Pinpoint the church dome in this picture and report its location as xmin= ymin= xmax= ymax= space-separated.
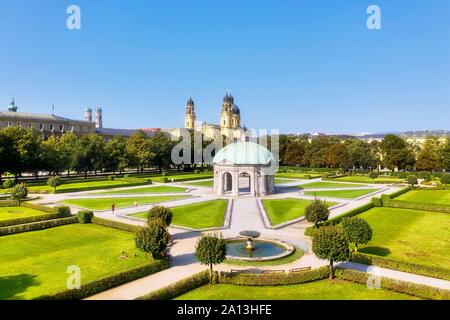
xmin=223 ymin=94 xmax=231 ymax=104
xmin=213 ymin=141 xmax=275 ymax=165
xmin=187 ymin=97 xmax=194 ymax=106
xmin=232 ymin=104 xmax=240 ymax=115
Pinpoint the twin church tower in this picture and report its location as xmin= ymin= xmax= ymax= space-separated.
xmin=184 ymin=94 xmax=243 ymax=140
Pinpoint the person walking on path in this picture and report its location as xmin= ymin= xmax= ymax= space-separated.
xmin=134 ymin=201 xmax=138 ymax=212
xmin=112 ymin=202 xmax=116 ymax=214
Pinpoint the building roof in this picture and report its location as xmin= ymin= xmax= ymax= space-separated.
xmin=213 ymin=141 xmax=275 ymax=165
xmin=96 ymin=128 xmax=158 ymax=137
xmin=0 ymin=111 xmax=92 ymax=124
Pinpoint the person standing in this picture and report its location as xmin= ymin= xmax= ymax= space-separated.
xmin=112 ymin=202 xmax=116 ymax=214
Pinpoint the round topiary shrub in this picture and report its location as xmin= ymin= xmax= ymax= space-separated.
xmin=407 ymin=175 xmax=418 ymax=187
xmin=147 ymin=206 xmax=173 ymax=226
xmin=108 ymin=175 xmax=115 ymax=181
xmin=368 ymin=172 xmax=379 ymax=179
xmin=53 ymin=206 xmax=72 ymax=216
xmin=77 ymin=210 xmax=94 ymax=223
xmin=135 ymin=220 xmax=170 ymax=259
xmin=417 ymin=171 xmax=431 ymax=181
xmin=3 ymin=179 xmax=15 ymax=190
xmin=10 ymin=183 xmax=28 ymax=205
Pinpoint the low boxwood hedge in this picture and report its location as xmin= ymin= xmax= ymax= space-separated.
xmin=92 ymin=216 xmax=140 ymax=233
xmin=335 ymin=268 xmax=450 ymax=300
xmin=21 ymin=202 xmax=55 ymax=213
xmin=218 ymin=266 xmax=329 ymax=286
xmin=0 ymin=200 xmax=19 ymax=207
xmin=37 ymin=259 xmax=170 ymax=300
xmin=384 ymin=199 xmax=450 ymax=214
xmin=77 ymin=210 xmax=94 ymax=223
xmin=351 ymin=252 xmax=450 ymax=281
xmin=0 ymin=206 xmax=73 ymax=228
xmin=137 ymin=270 xmax=211 ymax=300
xmin=387 ymin=187 xmax=411 ymax=199
xmin=0 ymin=216 xmax=78 ymax=236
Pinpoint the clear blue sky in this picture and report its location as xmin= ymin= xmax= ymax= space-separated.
xmin=1 ymin=0 xmax=449 ymax=134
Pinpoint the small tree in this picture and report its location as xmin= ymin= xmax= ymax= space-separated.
xmin=312 ymin=225 xmax=350 ymax=279
xmin=407 ymin=175 xmax=418 ymax=188
xmin=195 ymin=234 xmax=226 ymax=284
xmin=440 ymin=173 xmax=450 ymax=189
xmin=3 ymin=179 xmax=15 ymax=193
xmin=341 ymin=217 xmax=372 ymax=252
xmin=10 ymin=183 xmax=28 ymax=205
xmin=147 ymin=206 xmax=173 ymax=226
xmin=135 ymin=220 xmax=170 ymax=259
xmin=368 ymin=171 xmax=378 ymax=179
xmin=305 ymin=199 xmax=330 ymax=228
xmin=47 ymin=176 xmax=64 ymax=193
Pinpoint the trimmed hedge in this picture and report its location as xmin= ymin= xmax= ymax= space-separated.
xmin=0 ymin=206 xmax=73 ymax=228
xmin=387 ymin=187 xmax=412 ymax=199
xmin=29 ymin=179 xmax=148 ymax=194
xmin=0 ymin=216 xmax=78 ymax=236
xmin=384 ymin=199 xmax=450 ymax=214
xmin=37 ymin=259 xmax=170 ymax=300
xmin=77 ymin=210 xmax=94 ymax=223
xmin=335 ymin=268 xmax=450 ymax=300
xmin=53 ymin=206 xmax=72 ymax=216
xmin=351 ymin=253 xmax=450 ymax=281
xmin=21 ymin=202 xmax=54 ymax=213
xmin=305 ymin=203 xmax=375 ymax=236
xmin=92 ymin=216 xmax=140 ymax=233
xmin=137 ymin=270 xmax=211 ymax=300
xmin=218 ymin=266 xmax=329 ymax=286
xmin=0 ymin=200 xmax=19 ymax=207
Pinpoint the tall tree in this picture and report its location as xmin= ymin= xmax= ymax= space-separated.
xmin=324 ymin=142 xmax=350 ymax=169
xmin=58 ymin=132 xmax=79 ymax=176
xmin=416 ymin=136 xmax=441 ymax=171
xmin=439 ymin=138 xmax=450 ymax=171
xmin=346 ymin=140 xmax=376 ymax=170
xmin=284 ymin=138 xmax=308 ymax=166
xmin=380 ymin=134 xmax=415 ymax=170
xmin=74 ymin=133 xmax=106 ymax=177
xmin=149 ymin=132 xmax=175 ymax=173
xmin=104 ymin=135 xmax=128 ymax=174
xmin=126 ymin=130 xmax=154 ymax=173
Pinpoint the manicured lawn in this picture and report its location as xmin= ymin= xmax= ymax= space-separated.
xmin=333 ymin=175 xmax=403 ymax=184
xmin=276 ymin=173 xmax=322 ymax=179
xmin=182 ymin=180 xmax=214 ymax=188
xmin=97 ymin=185 xmax=188 ymax=195
xmin=358 ymin=207 xmax=450 ymax=269
xmin=304 ymin=188 xmax=378 ymax=199
xmin=175 ymin=279 xmax=416 ymax=300
xmin=224 ymin=247 xmax=304 ymax=267
xmin=131 ymin=199 xmax=228 ymax=229
xmin=0 ymin=207 xmax=46 ymax=221
xmin=395 ymin=190 xmax=450 ymax=206
xmin=262 ymin=198 xmax=336 ymax=226
xmin=274 ymin=178 xmax=296 ymax=185
xmin=26 ymin=178 xmax=147 ymax=194
xmin=0 ymin=224 xmax=151 ymax=300
xmin=297 ymin=181 xmax=366 ymax=189
xmin=62 ymin=195 xmax=189 ymax=210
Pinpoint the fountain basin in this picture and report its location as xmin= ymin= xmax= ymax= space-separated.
xmin=225 ymin=237 xmax=294 ymax=262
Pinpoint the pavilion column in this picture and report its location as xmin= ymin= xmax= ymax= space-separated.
xmin=250 ymin=171 xmax=256 ymax=196
xmin=232 ymin=171 xmax=239 ymax=196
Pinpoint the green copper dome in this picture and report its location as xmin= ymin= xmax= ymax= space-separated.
xmin=213 ymin=141 xmax=275 ymax=165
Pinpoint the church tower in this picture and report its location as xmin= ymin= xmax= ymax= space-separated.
xmin=84 ymin=108 xmax=92 ymax=122
xmin=95 ymin=107 xmax=103 ymax=128
xmin=184 ymin=97 xmax=196 ymax=130
xmin=8 ymin=96 xmax=18 ymax=112
xmin=220 ymin=94 xmax=241 ymax=137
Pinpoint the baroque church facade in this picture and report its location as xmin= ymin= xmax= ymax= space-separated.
xmin=181 ymin=94 xmax=245 ymax=141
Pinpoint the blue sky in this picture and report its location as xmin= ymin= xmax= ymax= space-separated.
xmin=0 ymin=0 xmax=449 ymax=134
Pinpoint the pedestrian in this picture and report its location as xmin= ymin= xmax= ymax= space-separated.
xmin=112 ymin=202 xmax=116 ymax=214
xmin=134 ymin=201 xmax=138 ymax=211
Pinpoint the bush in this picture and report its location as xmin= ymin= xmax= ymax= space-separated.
xmin=0 ymin=204 xmax=72 ymax=228
xmin=335 ymin=268 xmax=450 ymax=300
xmin=108 ymin=175 xmax=115 ymax=181
xmin=195 ymin=234 xmax=227 ymax=283
xmin=407 ymin=175 xmax=418 ymax=187
xmin=219 ymin=266 xmax=329 ymax=286
xmin=47 ymin=176 xmax=64 ymax=192
xmin=341 ymin=216 xmax=372 ymax=252
xmin=21 ymin=202 xmax=54 ymax=213
xmin=440 ymin=173 xmax=450 ymax=189
xmin=138 ymin=270 xmax=211 ymax=300
xmin=92 ymin=216 xmax=139 ymax=233
xmin=147 ymin=206 xmax=173 ymax=226
xmin=194 ymin=170 xmax=200 ymax=174
xmin=417 ymin=171 xmax=431 ymax=181
xmin=3 ymin=179 xmax=15 ymax=190
xmin=384 ymin=199 xmax=450 ymax=214
xmin=146 ymin=179 xmax=153 ymax=185
xmin=305 ymin=199 xmax=330 ymax=228
xmin=371 ymin=197 xmax=383 ymax=207
xmin=135 ymin=220 xmax=171 ymax=259
xmin=398 ymin=172 xmax=408 ymax=179
xmin=159 ymin=177 xmax=169 ymax=183
xmin=38 ymin=260 xmax=169 ymax=300
xmin=77 ymin=210 xmax=94 ymax=223
xmin=0 ymin=199 xmax=19 ymax=207
xmin=387 ymin=187 xmax=411 ymax=199
xmin=351 ymin=252 xmax=450 ymax=281
xmin=0 ymin=216 xmax=78 ymax=236
xmin=10 ymin=183 xmax=28 ymax=205
xmin=368 ymin=172 xmax=379 ymax=179
xmin=53 ymin=206 xmax=71 ymax=216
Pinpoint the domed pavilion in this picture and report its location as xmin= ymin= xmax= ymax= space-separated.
xmin=212 ymin=140 xmax=276 ymax=197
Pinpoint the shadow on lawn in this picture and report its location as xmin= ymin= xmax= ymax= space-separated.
xmin=359 ymin=247 xmax=391 ymax=257
xmin=0 ymin=274 xmax=40 ymax=300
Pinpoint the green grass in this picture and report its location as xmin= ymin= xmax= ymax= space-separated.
xmin=0 ymin=224 xmax=151 ymax=300
xmin=224 ymin=247 xmax=304 ymax=267
xmin=62 ymin=195 xmax=189 ymax=210
xmin=297 ymin=181 xmax=367 ymax=189
xmin=25 ymin=178 xmax=147 ymax=194
xmin=0 ymin=207 xmax=47 ymax=222
xmin=163 ymin=173 xmax=213 ymax=182
xmin=130 ymin=199 xmax=228 ymax=229
xmin=182 ymin=180 xmax=214 ymax=187
xmin=395 ymin=190 xmax=450 ymax=206
xmin=175 ymin=279 xmax=417 ymax=300
xmin=358 ymin=207 xmax=450 ymax=269
xmin=262 ymin=198 xmax=336 ymax=226
xmin=96 ymin=185 xmax=188 ymax=195
xmin=332 ymin=175 xmax=403 ymax=184
xmin=304 ymin=188 xmax=378 ymax=199
xmin=276 ymin=172 xmax=322 ymax=179
xmin=274 ymin=178 xmax=297 ymax=185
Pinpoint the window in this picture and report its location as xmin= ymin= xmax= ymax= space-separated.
xmin=60 ymin=125 xmax=64 ymax=132
xmin=50 ymin=124 xmax=54 ymax=131
xmin=40 ymin=123 xmax=44 ymax=130
xmin=7 ymin=121 xmax=12 ymax=127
